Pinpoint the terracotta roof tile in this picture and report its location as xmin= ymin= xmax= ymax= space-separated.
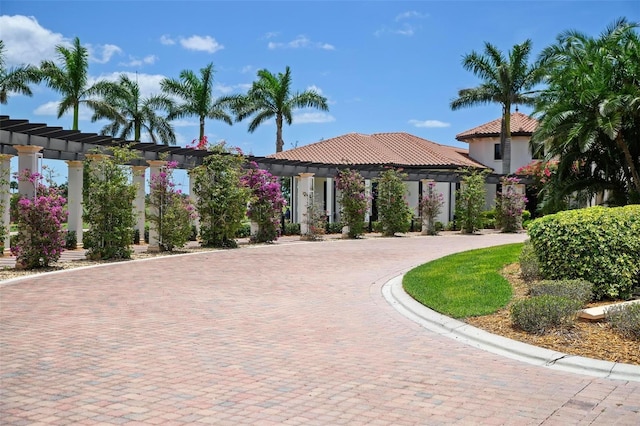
xmin=268 ymin=132 xmax=484 ymax=168
xmin=455 ymin=112 xmax=538 ymax=141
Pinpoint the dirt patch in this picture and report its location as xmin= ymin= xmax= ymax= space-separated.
xmin=464 ymin=264 xmax=640 ymax=366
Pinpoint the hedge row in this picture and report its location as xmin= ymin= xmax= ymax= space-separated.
xmin=527 ymin=205 xmax=640 ymax=299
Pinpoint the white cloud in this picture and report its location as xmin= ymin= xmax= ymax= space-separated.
xmin=395 ymin=11 xmax=427 ymax=21
xmin=160 ymin=34 xmax=175 ymax=45
xmin=262 ymin=31 xmax=280 ymax=39
xmin=121 ymin=54 xmax=158 ymax=67
xmin=212 ymin=83 xmax=235 ymax=95
xmin=375 ymin=23 xmax=418 ymax=37
xmin=179 ymin=35 xmax=224 ymax=53
xmin=268 ymin=35 xmax=335 ymax=50
xmin=33 ymin=101 xmax=93 ymax=121
xmin=33 ymin=101 xmax=59 ymax=116
xmin=409 ymin=119 xmax=450 ymax=128
xmin=171 ymin=120 xmax=199 ymax=128
xmin=88 ymin=43 xmax=123 ymax=64
xmin=240 ymin=65 xmax=254 ymax=74
xmin=0 ymin=15 xmax=67 ymax=65
xmin=293 ymin=112 xmax=335 ymax=124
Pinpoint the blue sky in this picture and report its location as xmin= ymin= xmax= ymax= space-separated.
xmin=1 ymin=1 xmax=638 ymax=186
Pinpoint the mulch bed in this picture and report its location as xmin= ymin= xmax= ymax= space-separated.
xmin=465 ymin=264 xmax=640 ymax=366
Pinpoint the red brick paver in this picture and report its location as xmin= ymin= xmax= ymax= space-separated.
xmin=1 ymin=233 xmax=639 ymax=425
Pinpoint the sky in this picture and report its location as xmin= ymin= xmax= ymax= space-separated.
xmin=1 ymin=0 xmax=638 ymax=187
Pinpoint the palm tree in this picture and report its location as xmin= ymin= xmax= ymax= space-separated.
xmin=40 ymin=37 xmax=106 ymax=131
xmin=533 ymin=18 xmax=640 ymax=203
xmin=226 ymin=66 xmax=329 ymax=153
xmin=91 ymin=74 xmax=176 ymax=144
xmin=0 ymin=40 xmax=42 ymax=104
xmin=160 ymin=63 xmax=232 ymax=143
xmin=451 ymin=40 xmax=542 ymax=174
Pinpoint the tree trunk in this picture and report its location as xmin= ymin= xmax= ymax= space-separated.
xmin=199 ymin=117 xmax=206 ymax=142
xmin=73 ymin=102 xmax=80 ymax=131
xmin=616 ymin=133 xmax=640 ymax=197
xmin=502 ymin=108 xmax=511 ymax=175
xmin=276 ymin=114 xmax=284 ymax=153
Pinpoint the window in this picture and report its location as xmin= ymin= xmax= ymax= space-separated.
xmin=494 ymin=143 xmax=502 ymax=160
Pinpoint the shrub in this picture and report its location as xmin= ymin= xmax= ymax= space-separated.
xmin=284 ymin=222 xmax=300 ymax=235
xmin=148 ymin=161 xmax=196 ymax=251
xmin=495 ymin=176 xmax=527 ymax=233
xmin=481 ymin=209 xmax=496 ymax=229
xmin=456 ymin=168 xmax=488 ymax=234
xmin=336 ymin=168 xmax=368 ymax=238
xmin=241 ymin=163 xmax=286 ymax=243
xmin=190 ymin=225 xmax=198 ymax=241
xmin=606 ymin=303 xmax=640 ymax=340
xmin=527 ymin=205 xmax=640 ymax=299
xmin=326 ymin=222 xmax=344 ymax=234
xmin=375 ymin=168 xmax=412 ymax=236
xmin=529 ymin=279 xmax=593 ymax=305
xmin=235 ymin=223 xmax=251 ymax=238
xmin=510 ymin=295 xmax=582 ymax=334
xmin=65 ymin=230 xmax=77 ymax=250
xmin=83 ymin=149 xmax=137 ymax=260
xmin=519 ymin=240 xmax=541 ymax=282
xmin=133 ymin=228 xmax=140 ymax=245
xmin=419 ymin=181 xmax=444 ymax=235
xmin=11 ymin=170 xmax=67 ymax=268
xmin=192 ymin=151 xmax=249 ymax=248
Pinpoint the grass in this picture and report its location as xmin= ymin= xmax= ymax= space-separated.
xmin=403 ymin=243 xmax=523 ymax=318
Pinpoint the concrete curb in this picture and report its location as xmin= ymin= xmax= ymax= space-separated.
xmin=382 ymin=274 xmax=640 ymax=382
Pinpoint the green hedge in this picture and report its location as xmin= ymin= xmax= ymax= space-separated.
xmin=527 ymin=205 xmax=640 ymax=300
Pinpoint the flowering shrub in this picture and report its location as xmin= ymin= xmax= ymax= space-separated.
xmin=83 ymin=149 xmax=137 ymax=260
xmin=336 ymin=168 xmax=368 ymax=238
xmin=11 ymin=170 xmax=67 ymax=268
xmin=241 ymin=162 xmax=286 ymax=243
xmin=187 ymin=135 xmax=209 ymax=150
xmin=148 ymin=161 xmax=196 ymax=251
xmin=515 ymin=160 xmax=558 ymax=190
xmin=455 ymin=168 xmax=488 ymax=234
xmin=419 ymin=181 xmax=444 ymax=235
xmin=192 ymin=150 xmax=249 ymax=248
xmin=495 ymin=176 xmax=527 ymax=233
xmin=376 ymin=168 xmax=412 ymax=236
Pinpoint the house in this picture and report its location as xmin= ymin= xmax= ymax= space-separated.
xmin=455 ymin=111 xmax=539 ymax=212
xmin=268 ymin=132 xmax=488 ymax=227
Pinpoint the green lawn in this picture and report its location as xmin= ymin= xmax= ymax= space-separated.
xmin=403 ymin=243 xmax=524 ymax=318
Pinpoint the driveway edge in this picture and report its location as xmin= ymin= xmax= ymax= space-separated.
xmin=382 ymin=274 xmax=640 ymax=382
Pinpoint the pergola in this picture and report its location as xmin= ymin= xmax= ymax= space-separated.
xmin=0 ymin=115 xmax=510 ymax=250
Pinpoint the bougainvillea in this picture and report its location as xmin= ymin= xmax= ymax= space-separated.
xmin=241 ymin=162 xmax=286 ymax=243
xmin=495 ymin=176 xmax=527 ymax=233
xmin=336 ymin=168 xmax=368 ymax=238
xmin=148 ymin=161 xmax=196 ymax=251
xmin=515 ymin=160 xmax=559 ymax=190
xmin=11 ymin=169 xmax=67 ymax=268
xmin=419 ymin=181 xmax=444 ymax=235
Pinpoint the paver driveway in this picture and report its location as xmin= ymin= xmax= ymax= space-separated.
xmin=1 ymin=233 xmax=639 ymax=425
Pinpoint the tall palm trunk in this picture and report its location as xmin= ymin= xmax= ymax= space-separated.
xmin=73 ymin=102 xmax=80 ymax=130
xmin=134 ymin=119 xmax=141 ymax=142
xmin=502 ymin=107 xmax=512 ymax=175
xmin=199 ymin=117 xmax=206 ymax=142
xmin=276 ymin=114 xmax=284 ymax=153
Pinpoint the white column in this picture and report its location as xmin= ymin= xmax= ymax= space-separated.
xmin=297 ymin=173 xmax=314 ymax=235
xmin=146 ymin=160 xmax=167 ymax=252
xmin=326 ymin=177 xmax=333 ymax=223
xmin=66 ymin=160 xmax=84 ymax=248
xmin=132 ymin=166 xmax=147 ymax=244
xmin=1 ymin=155 xmax=13 ymax=254
xmin=15 ymin=145 xmax=42 ymax=199
xmin=364 ymin=179 xmax=372 ymax=222
xmin=188 ymin=170 xmax=200 ymax=234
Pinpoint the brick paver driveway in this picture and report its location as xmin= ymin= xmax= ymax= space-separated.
xmin=1 ymin=233 xmax=639 ymax=425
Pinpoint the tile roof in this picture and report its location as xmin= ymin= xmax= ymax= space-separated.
xmin=455 ymin=112 xmax=538 ymax=142
xmin=268 ymin=132 xmax=484 ymax=168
